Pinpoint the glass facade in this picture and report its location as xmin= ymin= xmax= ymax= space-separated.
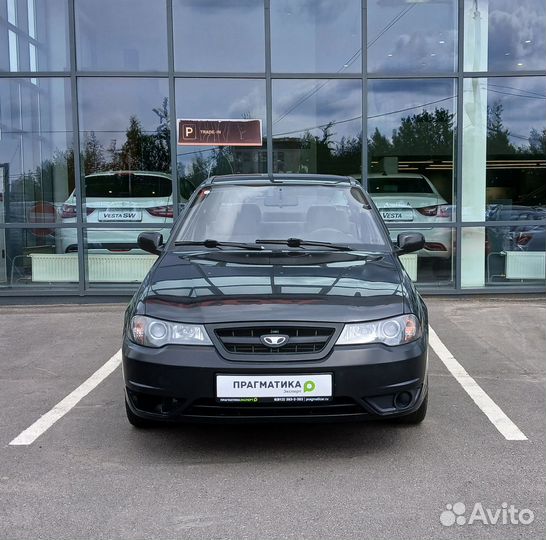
xmin=0 ymin=0 xmax=544 ymax=294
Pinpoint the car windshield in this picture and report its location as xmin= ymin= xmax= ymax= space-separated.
xmin=84 ymin=173 xmax=171 ymax=198
xmin=175 ymin=184 xmax=386 ymax=248
xmin=369 ymin=176 xmax=433 ymax=194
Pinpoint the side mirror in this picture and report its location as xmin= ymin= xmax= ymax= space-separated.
xmin=397 ymin=232 xmax=425 ymax=254
xmin=138 ymin=232 xmax=164 ymax=255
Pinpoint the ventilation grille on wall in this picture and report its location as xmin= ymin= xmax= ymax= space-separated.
xmin=29 ymin=254 xmax=157 ymax=283
xmin=504 ymin=251 xmax=546 ymax=280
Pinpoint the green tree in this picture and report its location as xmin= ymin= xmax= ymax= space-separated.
xmin=487 ymin=101 xmax=516 ymax=156
xmin=391 ymin=108 xmax=454 ymax=156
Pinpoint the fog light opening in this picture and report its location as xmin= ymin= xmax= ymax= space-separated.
xmin=394 ymin=391 xmax=413 ymax=410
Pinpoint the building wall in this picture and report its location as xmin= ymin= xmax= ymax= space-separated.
xmin=0 ymin=0 xmax=544 ymax=295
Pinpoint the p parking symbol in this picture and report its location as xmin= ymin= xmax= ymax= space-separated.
xmin=183 ymin=124 xmax=196 ymax=140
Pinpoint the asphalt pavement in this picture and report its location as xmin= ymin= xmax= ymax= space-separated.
xmin=0 ymin=296 xmax=544 ymax=540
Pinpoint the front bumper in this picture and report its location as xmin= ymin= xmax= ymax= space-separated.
xmin=122 ymin=336 xmax=429 ymax=423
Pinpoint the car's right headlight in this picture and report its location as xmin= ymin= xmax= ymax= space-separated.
xmin=336 ymin=314 xmax=422 ymax=347
xmin=130 ymin=315 xmax=212 ymax=348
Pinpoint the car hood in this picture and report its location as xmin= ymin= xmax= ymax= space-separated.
xmin=138 ymin=250 xmax=408 ymax=324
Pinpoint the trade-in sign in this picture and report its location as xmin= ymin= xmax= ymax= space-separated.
xmin=177 ymin=119 xmax=262 ymax=147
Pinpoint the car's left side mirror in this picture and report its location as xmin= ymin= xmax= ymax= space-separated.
xmin=396 ymin=232 xmax=425 ymax=254
xmin=138 ymin=231 xmax=164 ymax=255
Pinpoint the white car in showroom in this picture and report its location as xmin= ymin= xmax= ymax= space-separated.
xmin=367 ymin=173 xmax=452 ymax=258
xmin=58 ymin=171 xmax=173 ymax=253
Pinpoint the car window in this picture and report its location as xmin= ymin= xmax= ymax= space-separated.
xmin=84 ymin=173 xmax=172 ymax=198
xmin=176 ymin=184 xmax=386 ymax=248
xmin=369 ymin=177 xmax=433 ymax=194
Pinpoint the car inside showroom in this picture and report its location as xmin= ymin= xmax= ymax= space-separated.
xmin=0 ymin=0 xmax=544 ymax=295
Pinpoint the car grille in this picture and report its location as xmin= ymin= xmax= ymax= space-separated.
xmin=214 ymin=325 xmax=335 ymax=355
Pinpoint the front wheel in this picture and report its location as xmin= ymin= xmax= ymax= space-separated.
xmin=125 ymin=398 xmax=157 ymax=428
xmin=394 ymin=391 xmax=428 ymax=424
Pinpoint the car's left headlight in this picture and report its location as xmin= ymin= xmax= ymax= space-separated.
xmin=336 ymin=314 xmax=422 ymax=347
xmin=130 ymin=315 xmax=212 ymax=348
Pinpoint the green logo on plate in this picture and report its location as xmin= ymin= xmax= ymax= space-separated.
xmin=303 ymin=380 xmax=316 ymax=393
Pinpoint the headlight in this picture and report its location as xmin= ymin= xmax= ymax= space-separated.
xmin=336 ymin=314 xmax=421 ymax=347
xmin=130 ymin=315 xmax=212 ymax=348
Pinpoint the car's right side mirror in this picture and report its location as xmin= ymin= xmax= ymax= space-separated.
xmin=396 ymin=232 xmax=425 ymax=254
xmin=138 ymin=231 xmax=164 ymax=255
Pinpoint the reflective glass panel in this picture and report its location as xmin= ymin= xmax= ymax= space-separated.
xmin=462 ymin=226 xmax=545 ymax=287
xmin=0 ymin=0 xmax=69 ymax=72
xmin=271 ymin=0 xmax=361 ymax=73
xmin=75 ymin=0 xmax=168 ymax=71
xmin=388 ymin=226 xmax=455 ymax=287
xmin=367 ymin=0 xmax=457 ymax=74
xmin=0 ymin=78 xmax=73 ymax=223
xmin=77 ymin=78 xmax=171 ymax=230
xmin=464 ymin=0 xmax=546 ymax=72
xmin=83 ymin=227 xmax=171 ymax=286
xmin=367 ymin=79 xmax=456 ymax=223
xmin=272 ymin=79 xmax=362 ymax=176
xmin=173 ymin=0 xmax=265 ymax=73
xmin=461 ymin=77 xmax=546 ymax=222
xmin=176 ymin=78 xmax=266 ymax=198
xmin=0 ymin=227 xmax=79 ymax=288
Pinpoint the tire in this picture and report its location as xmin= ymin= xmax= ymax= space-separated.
xmin=395 ymin=391 xmax=428 ymax=424
xmin=125 ymin=398 xmax=157 ymax=428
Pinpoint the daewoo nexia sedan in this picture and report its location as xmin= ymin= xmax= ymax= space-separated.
xmin=123 ymin=174 xmax=429 ymax=427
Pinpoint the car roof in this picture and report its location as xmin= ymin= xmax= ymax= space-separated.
xmin=84 ymin=171 xmax=171 ymax=179
xmin=205 ymin=173 xmax=357 ymax=187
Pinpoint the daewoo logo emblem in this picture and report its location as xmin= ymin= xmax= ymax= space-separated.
xmin=260 ymin=334 xmax=289 ymax=348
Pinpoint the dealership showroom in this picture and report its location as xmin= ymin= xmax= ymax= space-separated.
xmin=1 ymin=2 xmax=545 ymax=540
xmin=0 ymin=0 xmax=544 ymax=295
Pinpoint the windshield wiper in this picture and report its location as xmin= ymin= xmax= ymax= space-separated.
xmin=174 ymin=239 xmax=263 ymax=250
xmin=255 ymin=238 xmax=353 ymax=251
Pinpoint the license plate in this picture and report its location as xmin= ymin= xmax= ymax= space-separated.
xmin=380 ymin=209 xmax=413 ymax=222
xmin=216 ymin=374 xmax=332 ymax=403
xmin=98 ymin=209 xmax=142 ymax=222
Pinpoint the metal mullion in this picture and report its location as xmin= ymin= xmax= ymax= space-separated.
xmin=0 ymin=223 xmax=85 ymax=229
xmin=386 ymin=223 xmax=457 ymax=230
xmin=361 ymin=0 xmax=367 ymax=188
xmin=367 ymin=72 xmax=460 ymax=80
xmin=265 ymin=0 xmax=273 ymax=175
xmin=166 ymin=0 xmax=179 ymax=219
xmin=73 ymin=71 xmax=169 ymax=78
xmin=173 ymin=72 xmax=266 ymax=79
xmin=269 ymin=72 xmax=362 ymax=79
xmin=455 ymin=0 xmax=465 ymax=290
xmin=0 ymin=71 xmax=69 ymax=78
xmin=83 ymin=223 xmax=175 ymax=229
xmin=68 ymin=0 xmax=85 ymax=296
xmin=463 ymin=70 xmax=546 ymax=78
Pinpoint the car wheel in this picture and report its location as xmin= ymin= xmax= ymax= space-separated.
xmin=394 ymin=391 xmax=428 ymax=424
xmin=125 ymin=398 xmax=157 ymax=428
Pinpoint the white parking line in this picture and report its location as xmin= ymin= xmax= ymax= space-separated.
xmin=429 ymin=327 xmax=527 ymax=441
xmin=9 ymin=328 xmax=528 ymax=445
xmin=9 ymin=350 xmax=121 ymax=446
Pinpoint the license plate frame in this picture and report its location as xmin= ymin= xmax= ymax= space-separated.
xmin=97 ymin=209 xmax=142 ymax=222
xmin=216 ymin=373 xmax=333 ymax=403
xmin=380 ymin=209 xmax=413 ymax=222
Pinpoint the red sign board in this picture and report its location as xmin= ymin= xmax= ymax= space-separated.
xmin=177 ymin=119 xmax=262 ymax=147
